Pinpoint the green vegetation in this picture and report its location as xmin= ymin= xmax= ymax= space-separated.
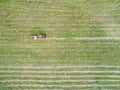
xmin=0 ymin=83 xmax=9 ymax=90
xmin=0 ymin=0 xmax=120 ymax=90
xmin=91 ymin=26 xmax=106 ymax=37
xmin=31 ymin=26 xmax=45 ymax=35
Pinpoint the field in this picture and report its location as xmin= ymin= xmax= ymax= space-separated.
xmin=0 ymin=0 xmax=120 ymax=90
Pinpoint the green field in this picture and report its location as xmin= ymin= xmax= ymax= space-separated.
xmin=0 ymin=0 xmax=120 ymax=90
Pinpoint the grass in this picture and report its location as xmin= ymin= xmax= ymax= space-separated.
xmin=0 ymin=0 xmax=120 ymax=90
xmin=30 ymin=26 xmax=46 ymax=35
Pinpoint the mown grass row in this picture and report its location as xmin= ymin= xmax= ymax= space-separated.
xmin=1 ymin=39 xmax=120 ymax=65
xmin=0 ymin=0 xmax=120 ymax=90
xmin=0 ymin=66 xmax=120 ymax=90
xmin=0 ymin=0 xmax=120 ymax=38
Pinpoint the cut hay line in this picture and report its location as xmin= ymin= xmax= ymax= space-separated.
xmin=0 ymin=65 xmax=120 ymax=68
xmin=9 ymin=18 xmax=120 ymax=21
xmin=7 ymin=84 xmax=120 ymax=87
xmin=0 ymin=75 xmax=120 ymax=78
xmin=0 ymin=70 xmax=120 ymax=73
xmin=0 ymin=68 xmax=119 ymax=71
xmin=10 ymin=7 xmax=118 ymax=11
xmin=11 ymin=24 xmax=120 ymax=27
xmin=22 ymin=89 xmax=67 ymax=90
xmin=14 ymin=89 xmax=119 ymax=90
xmin=46 ymin=37 xmax=120 ymax=40
xmin=1 ymin=80 xmax=120 ymax=83
xmin=37 ymin=24 xmax=120 ymax=26
xmin=10 ymin=13 xmax=119 ymax=17
xmin=15 ymin=89 xmax=64 ymax=90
